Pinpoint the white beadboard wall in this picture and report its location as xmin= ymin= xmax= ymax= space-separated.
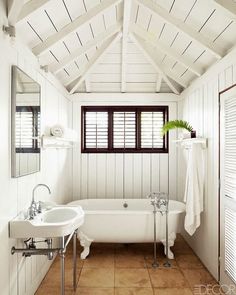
xmin=72 ymin=93 xmax=179 ymax=201
xmin=178 ymin=47 xmax=236 ymax=280
xmin=0 ymin=3 xmax=72 ymax=295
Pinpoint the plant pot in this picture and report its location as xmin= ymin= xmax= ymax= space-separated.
xmin=191 ymin=131 xmax=196 ymax=138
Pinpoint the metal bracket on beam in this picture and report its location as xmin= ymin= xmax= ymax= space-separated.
xmin=2 ymin=25 xmax=16 ymax=37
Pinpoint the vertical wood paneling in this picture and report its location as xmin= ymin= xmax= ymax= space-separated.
xmin=124 ymin=154 xmax=134 ymax=198
xmin=97 ymin=154 xmax=107 ymax=198
xmin=151 ymin=154 xmax=160 ymax=193
xmin=179 ymin=63 xmax=236 ymax=280
xmin=88 ymin=154 xmax=97 ymax=198
xmin=225 ymin=66 xmax=233 ymax=88
xmin=160 ymin=154 xmax=169 ymax=194
xmin=80 ymin=154 xmax=88 ymax=198
xmin=106 ymin=154 xmax=115 ymax=198
xmin=73 ymin=100 xmax=178 ymax=200
xmin=168 ymin=103 xmax=177 ymax=199
xmin=142 ymin=154 xmax=151 ymax=198
xmin=115 ymin=154 xmax=124 ymax=198
xmin=133 ymin=154 xmax=142 ymax=198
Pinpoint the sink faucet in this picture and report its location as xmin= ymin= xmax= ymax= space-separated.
xmin=29 ymin=184 xmax=51 ymax=219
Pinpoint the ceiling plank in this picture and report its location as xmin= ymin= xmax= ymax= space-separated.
xmin=130 ymin=33 xmax=181 ymax=94
xmin=136 ymin=0 xmax=223 ymax=59
xmin=67 ymin=33 xmax=122 ymax=94
xmin=17 ymin=0 xmax=50 ymax=23
xmin=156 ymin=75 xmax=162 ymax=92
xmin=85 ymin=76 xmax=91 ymax=93
xmin=8 ymin=0 xmax=24 ymax=25
xmin=131 ymin=24 xmax=204 ymax=77
xmin=33 ymin=0 xmax=122 ymax=56
xmin=212 ymin=0 xmax=236 ymax=20
xmin=121 ymin=0 xmax=132 ymax=92
xmin=49 ymin=22 xmax=122 ymax=73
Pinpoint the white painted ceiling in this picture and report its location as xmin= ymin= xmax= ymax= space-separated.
xmin=14 ymin=0 xmax=236 ymax=94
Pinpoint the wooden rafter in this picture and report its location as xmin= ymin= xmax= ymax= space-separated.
xmin=136 ymin=0 xmax=223 ymax=59
xmin=85 ymin=76 xmax=91 ymax=93
xmin=33 ymin=0 xmax=122 ymax=56
xmin=7 ymin=0 xmax=24 ymax=25
xmin=156 ymin=75 xmax=162 ymax=92
xmin=131 ymin=24 xmax=204 ymax=77
xmin=49 ymin=23 xmax=122 ymax=73
xmin=130 ymin=33 xmax=182 ymax=94
xmin=67 ymin=33 xmax=122 ymax=94
xmin=121 ymin=0 xmax=132 ymax=92
xmin=18 ymin=0 xmax=50 ymax=23
xmin=212 ymin=0 xmax=236 ymax=21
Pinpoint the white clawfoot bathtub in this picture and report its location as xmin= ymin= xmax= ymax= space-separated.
xmin=68 ymin=199 xmax=185 ymax=260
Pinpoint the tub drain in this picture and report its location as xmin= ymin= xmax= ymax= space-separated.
xmin=123 ymin=203 xmax=128 ymax=208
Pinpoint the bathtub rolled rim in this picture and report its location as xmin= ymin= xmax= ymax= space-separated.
xmin=68 ymin=199 xmax=186 ymax=215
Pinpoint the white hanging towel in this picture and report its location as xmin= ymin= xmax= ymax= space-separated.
xmin=184 ymin=142 xmax=205 ymax=235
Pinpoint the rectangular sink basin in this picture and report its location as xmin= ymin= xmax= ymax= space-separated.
xmin=9 ymin=206 xmax=84 ymax=238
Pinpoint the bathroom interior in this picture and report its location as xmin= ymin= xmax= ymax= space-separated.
xmin=1 ymin=0 xmax=236 ymax=294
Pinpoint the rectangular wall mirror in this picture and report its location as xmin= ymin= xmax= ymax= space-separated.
xmin=11 ymin=66 xmax=41 ymax=178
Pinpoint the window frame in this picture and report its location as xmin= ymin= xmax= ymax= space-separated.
xmin=81 ymin=106 xmax=169 ymax=153
xmin=15 ymin=105 xmax=40 ymax=154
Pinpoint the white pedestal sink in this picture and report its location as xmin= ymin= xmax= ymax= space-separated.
xmin=9 ymin=206 xmax=84 ymax=238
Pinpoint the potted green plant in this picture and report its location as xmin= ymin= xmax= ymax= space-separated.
xmin=162 ymin=120 xmax=196 ymax=138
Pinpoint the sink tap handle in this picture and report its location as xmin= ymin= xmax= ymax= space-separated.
xmin=37 ymin=201 xmax=42 ymax=214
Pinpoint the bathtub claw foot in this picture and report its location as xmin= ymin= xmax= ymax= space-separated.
xmin=161 ymin=232 xmax=176 ymax=260
xmin=78 ymin=232 xmax=93 ymax=260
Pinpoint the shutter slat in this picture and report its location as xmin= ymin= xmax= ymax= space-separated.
xmin=85 ymin=111 xmax=108 ymax=149
xmin=113 ymin=112 xmax=136 ymax=149
xmin=141 ymin=111 xmax=164 ymax=148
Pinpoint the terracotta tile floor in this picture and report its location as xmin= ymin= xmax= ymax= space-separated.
xmin=36 ymin=235 xmax=224 ymax=295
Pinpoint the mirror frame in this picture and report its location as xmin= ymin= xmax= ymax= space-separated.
xmin=11 ymin=65 xmax=41 ymax=178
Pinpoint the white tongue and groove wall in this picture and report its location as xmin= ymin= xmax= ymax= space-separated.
xmin=0 ymin=2 xmax=73 ymax=294
xmin=178 ymin=48 xmax=236 ymax=280
xmin=2 ymin=0 xmax=236 ymax=294
xmin=72 ymin=93 xmax=179 ymax=201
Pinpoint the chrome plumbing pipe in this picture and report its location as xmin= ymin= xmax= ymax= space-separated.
xmin=73 ymin=230 xmax=78 ymax=291
xmin=11 ymin=229 xmax=78 ymax=295
xmin=46 ymin=238 xmax=53 ymax=260
xmin=163 ymin=203 xmax=171 ymax=268
xmin=152 ymin=202 xmax=159 ymax=268
xmin=60 ymin=236 xmax=65 ymax=295
xmin=148 ymin=192 xmax=171 ymax=268
xmin=11 ymin=247 xmax=60 ymax=255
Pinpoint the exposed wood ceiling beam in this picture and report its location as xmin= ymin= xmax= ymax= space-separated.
xmin=49 ymin=23 xmax=122 ymax=73
xmin=131 ymin=24 xmax=204 ymax=77
xmin=85 ymin=76 xmax=91 ymax=93
xmin=156 ymin=75 xmax=162 ymax=92
xmin=17 ymin=0 xmax=50 ymax=23
xmin=33 ymin=0 xmax=122 ymax=56
xmin=211 ymin=0 xmax=236 ymax=21
xmin=136 ymin=0 xmax=223 ymax=59
xmin=67 ymin=33 xmax=122 ymax=94
xmin=8 ymin=0 xmax=24 ymax=25
xmin=121 ymin=0 xmax=132 ymax=92
xmin=130 ymin=33 xmax=181 ymax=94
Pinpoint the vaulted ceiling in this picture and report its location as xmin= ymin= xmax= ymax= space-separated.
xmin=7 ymin=0 xmax=236 ymax=94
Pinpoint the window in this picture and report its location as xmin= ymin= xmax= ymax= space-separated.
xmin=82 ymin=106 xmax=168 ymax=153
xmin=15 ymin=106 xmax=40 ymax=153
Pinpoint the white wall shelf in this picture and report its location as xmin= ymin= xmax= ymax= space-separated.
xmin=173 ymin=138 xmax=207 ymax=149
xmin=41 ymin=135 xmax=77 ymax=149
